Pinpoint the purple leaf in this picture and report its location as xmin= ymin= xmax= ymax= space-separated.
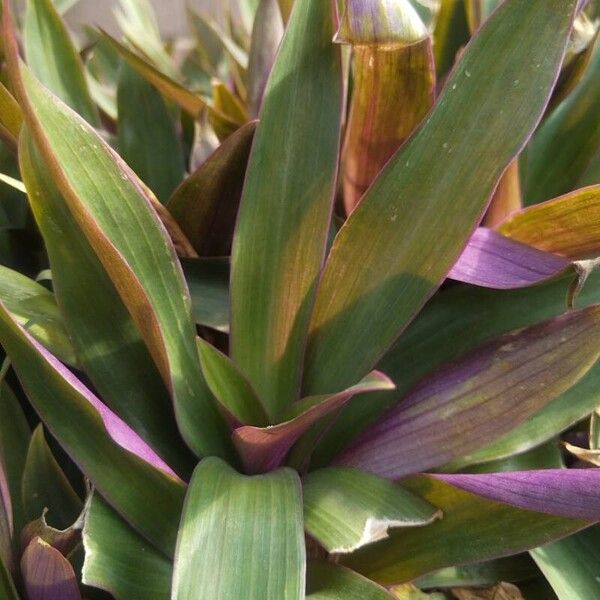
xmin=433 ymin=470 xmax=600 ymax=519
xmin=449 ymin=228 xmax=572 ymax=289
xmin=233 ymin=372 xmax=394 ymax=474
xmin=21 ymin=536 xmax=81 ymax=600
xmin=336 ymin=306 xmax=600 ymax=479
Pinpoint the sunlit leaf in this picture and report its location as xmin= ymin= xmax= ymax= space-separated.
xmin=171 ymin=457 xmax=304 ymax=599
xmin=303 ymin=0 xmax=578 ymax=396
xmin=23 ymin=0 xmax=99 ymax=125
xmin=303 ymin=468 xmax=440 ymax=553
xmin=230 ymin=0 xmax=342 ymax=418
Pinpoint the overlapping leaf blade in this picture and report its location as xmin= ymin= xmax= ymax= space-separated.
xmin=0 ymin=301 xmax=185 ymax=554
xmin=5 ymin=13 xmax=233 ymax=460
xmin=337 ymin=306 xmax=600 ymax=478
xmin=343 ymin=476 xmax=590 ymax=585
xmin=304 ymin=0 xmax=578 ymax=396
xmin=19 ymin=129 xmax=193 ymax=473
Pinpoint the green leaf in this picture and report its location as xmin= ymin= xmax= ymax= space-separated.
xmin=343 ymin=475 xmax=589 ymax=585
xmin=19 ymin=129 xmax=193 ymax=474
xmin=7 ymin=27 xmax=233 ymax=460
xmin=181 ymin=258 xmax=229 ymax=332
xmin=303 ymin=468 xmax=440 ymax=553
xmin=0 ymin=81 xmax=22 ymax=148
xmin=53 ymin=0 xmax=80 ymax=13
xmin=0 ymin=555 xmax=18 ymax=600
xmin=197 ymin=337 xmax=269 ymax=426
xmin=82 ymin=495 xmax=172 ymax=600
xmin=115 ymin=0 xmax=178 ymax=80
xmin=23 ymin=0 xmax=99 ymax=125
xmin=531 ymin=524 xmax=600 ymax=600
xmin=102 ymin=31 xmax=237 ymax=129
xmin=117 ymin=62 xmax=184 ymax=202
xmin=524 ymin=39 xmax=600 ymax=204
xmin=0 ymin=383 xmax=30 ymax=539
xmin=230 ymin=0 xmax=342 ymax=418
xmin=306 ymin=561 xmax=394 ymax=599
xmin=433 ymin=0 xmax=470 ymax=78
xmin=22 ymin=425 xmax=82 ymax=530
xmin=0 ymin=300 xmax=185 ymax=555
xmin=415 ymin=556 xmax=537 ymax=589
xmin=172 ymin=457 xmax=305 ymax=599
xmin=303 ymin=0 xmax=578 ymax=397
xmin=168 ymin=121 xmax=256 ymax=257
xmin=0 ymin=265 xmax=74 ymax=365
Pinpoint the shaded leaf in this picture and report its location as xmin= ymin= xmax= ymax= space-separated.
xmin=342 ymin=476 xmax=589 ymax=585
xmin=433 ymin=0 xmax=470 ymax=78
xmin=82 ymin=494 xmax=171 ymax=600
xmin=168 ymin=121 xmax=256 ymax=257
xmin=233 ymin=372 xmax=393 ymax=474
xmin=23 ymin=0 xmax=99 ymax=125
xmin=524 ymin=38 xmax=600 ymax=204
xmin=21 ymin=536 xmax=81 ymax=600
xmin=117 ymin=62 xmax=184 ymax=202
xmin=101 ymin=32 xmax=236 ymax=128
xmin=306 ymin=561 xmax=394 ymax=599
xmin=22 ymin=425 xmax=82 ymax=530
xmin=0 ymin=383 xmax=30 ymax=541
xmin=482 ymin=159 xmax=522 ymax=227
xmin=231 ymin=0 xmax=343 ymax=419
xmin=172 ymin=457 xmax=304 ymax=600
xmin=197 ymin=337 xmax=269 ymax=427
xmin=452 ymin=583 xmax=524 ymax=600
xmin=337 ymin=307 xmax=600 ymax=479
xmin=303 ymin=467 xmax=440 ymax=553
xmin=181 ymin=258 xmax=229 ymax=332
xmin=0 ymin=81 xmax=22 ymax=148
xmin=531 ymin=523 xmax=600 ymax=600
xmin=303 ymin=0 xmax=578 ymax=396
